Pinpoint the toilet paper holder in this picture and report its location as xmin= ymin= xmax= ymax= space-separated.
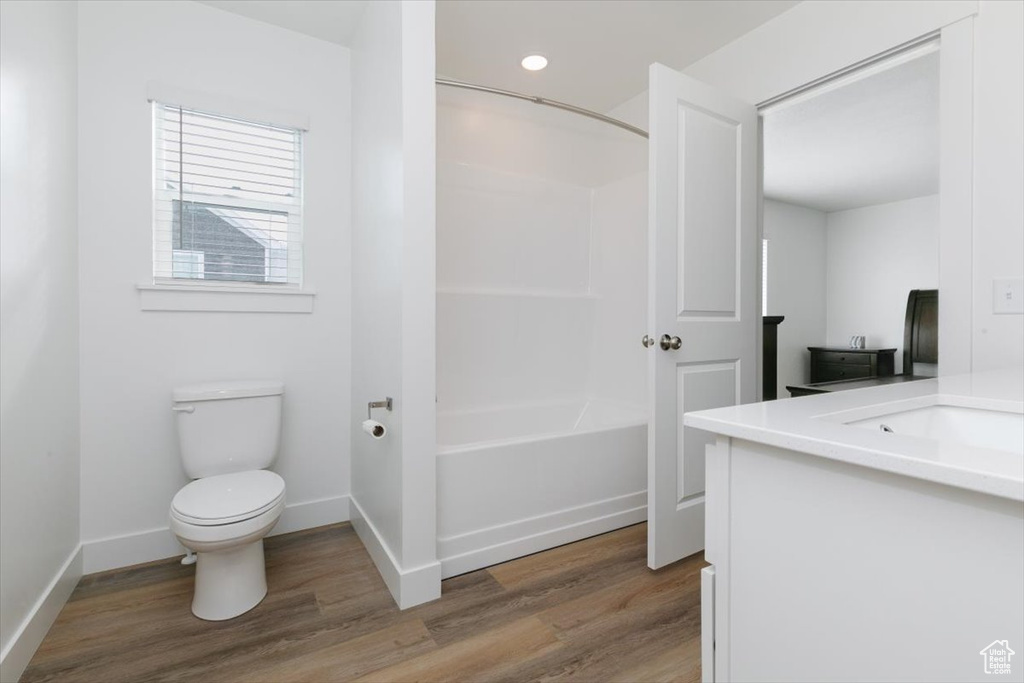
xmin=367 ymin=397 xmax=393 ymax=420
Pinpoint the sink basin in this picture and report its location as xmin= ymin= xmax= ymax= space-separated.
xmin=847 ymin=404 xmax=1024 ymax=455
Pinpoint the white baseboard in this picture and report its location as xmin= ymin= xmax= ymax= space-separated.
xmin=268 ymin=494 xmax=351 ymax=536
xmin=81 ymin=495 xmax=350 ymax=574
xmin=0 ymin=544 xmax=82 ymax=683
xmin=438 ymin=490 xmax=648 ymax=578
xmin=82 ymin=525 xmax=182 ymax=575
xmin=348 ymin=496 xmax=441 ymax=610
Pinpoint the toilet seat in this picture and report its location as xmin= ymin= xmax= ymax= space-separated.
xmin=171 ymin=470 xmax=285 ymax=526
xmin=171 ymin=497 xmax=285 ymax=552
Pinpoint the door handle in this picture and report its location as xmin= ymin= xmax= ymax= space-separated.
xmin=642 ymin=334 xmax=656 ymax=348
xmin=660 ymin=334 xmax=682 ymax=351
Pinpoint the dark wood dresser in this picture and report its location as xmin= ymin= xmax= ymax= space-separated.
xmin=808 ymin=347 xmax=896 ymax=383
xmin=788 ymin=290 xmax=936 ymax=398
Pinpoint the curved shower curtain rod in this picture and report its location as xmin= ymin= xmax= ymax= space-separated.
xmin=436 ymin=77 xmax=649 ymax=140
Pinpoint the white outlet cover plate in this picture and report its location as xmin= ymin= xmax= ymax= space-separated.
xmin=993 ymin=278 xmax=1024 ymax=314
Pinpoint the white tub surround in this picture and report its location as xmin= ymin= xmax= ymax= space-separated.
xmin=686 ymin=370 xmax=1024 ymax=682
xmin=435 ymin=83 xmax=648 ymax=577
xmin=437 ymin=398 xmax=647 ymax=578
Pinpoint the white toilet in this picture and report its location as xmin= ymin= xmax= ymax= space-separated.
xmin=168 ymin=380 xmax=287 ymax=621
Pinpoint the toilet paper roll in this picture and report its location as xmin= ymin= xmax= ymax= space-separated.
xmin=363 ymin=419 xmax=386 ymax=439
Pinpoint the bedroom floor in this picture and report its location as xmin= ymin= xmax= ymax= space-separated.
xmin=22 ymin=522 xmax=703 ymax=682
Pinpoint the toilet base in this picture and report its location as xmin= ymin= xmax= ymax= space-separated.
xmin=191 ymin=540 xmax=267 ymax=620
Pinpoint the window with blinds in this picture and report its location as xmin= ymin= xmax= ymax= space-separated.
xmin=153 ymin=103 xmax=303 ymax=285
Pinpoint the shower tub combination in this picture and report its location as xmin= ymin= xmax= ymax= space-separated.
xmin=436 ymin=398 xmax=647 ymax=578
xmin=435 ymin=79 xmax=649 ymax=578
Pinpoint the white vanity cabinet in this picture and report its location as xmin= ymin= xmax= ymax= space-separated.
xmin=687 ymin=371 xmax=1024 ymax=683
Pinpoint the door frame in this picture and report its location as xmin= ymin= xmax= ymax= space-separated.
xmin=751 ymin=20 xmax=975 ymax=381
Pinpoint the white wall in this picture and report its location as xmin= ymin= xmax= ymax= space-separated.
xmin=350 ymin=0 xmax=439 ymax=609
xmin=972 ymin=0 xmax=1024 ymax=371
xmin=826 ymin=195 xmax=939 ymax=373
xmin=436 ymin=88 xmax=647 ymax=413
xmin=438 ymin=88 xmax=646 ymax=188
xmin=0 ymin=1 xmax=81 ymax=678
xmin=77 ymin=0 xmax=352 ymax=572
xmin=763 ymin=200 xmax=827 ymax=395
xmin=351 ymin=0 xmax=403 ymax=580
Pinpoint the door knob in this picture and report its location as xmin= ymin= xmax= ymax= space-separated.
xmin=642 ymin=334 xmax=656 ymax=348
xmin=660 ymin=334 xmax=682 ymax=351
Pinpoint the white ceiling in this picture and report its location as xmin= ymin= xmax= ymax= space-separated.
xmin=191 ymin=0 xmax=936 ymax=213
xmin=763 ymin=50 xmax=940 ymax=213
xmin=437 ymin=0 xmax=799 ymax=112
xmin=197 ymin=0 xmax=798 ymax=113
xmin=195 ymin=1 xmax=368 ymax=46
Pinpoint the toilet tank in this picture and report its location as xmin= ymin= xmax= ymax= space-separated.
xmin=172 ymin=380 xmax=284 ymax=479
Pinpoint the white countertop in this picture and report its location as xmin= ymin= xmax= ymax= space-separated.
xmin=684 ymin=368 xmax=1024 ymax=501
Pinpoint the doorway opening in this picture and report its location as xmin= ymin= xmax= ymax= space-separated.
xmin=759 ymin=38 xmax=941 ymax=399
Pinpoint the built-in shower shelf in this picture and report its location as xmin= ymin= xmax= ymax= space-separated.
xmin=437 ymin=286 xmax=596 ymax=300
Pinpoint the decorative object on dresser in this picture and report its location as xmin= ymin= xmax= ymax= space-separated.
xmin=762 ymin=316 xmax=785 ymax=401
xmin=787 ymin=289 xmax=938 ymax=397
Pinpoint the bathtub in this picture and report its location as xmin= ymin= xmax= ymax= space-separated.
xmin=437 ymin=398 xmax=648 ymax=578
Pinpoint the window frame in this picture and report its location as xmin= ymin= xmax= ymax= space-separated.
xmin=139 ymin=84 xmax=314 ymax=313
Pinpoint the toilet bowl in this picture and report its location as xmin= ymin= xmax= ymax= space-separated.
xmin=169 ymin=380 xmax=286 ymax=621
xmin=170 ymin=470 xmax=286 ymax=620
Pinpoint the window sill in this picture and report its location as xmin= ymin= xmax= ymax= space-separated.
xmin=137 ymin=283 xmax=315 ymax=313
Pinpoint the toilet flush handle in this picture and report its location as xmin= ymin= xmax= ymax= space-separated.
xmin=172 ymin=405 xmax=195 ymax=413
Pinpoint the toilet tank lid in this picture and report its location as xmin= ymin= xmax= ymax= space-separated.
xmin=173 ymin=380 xmax=284 ymax=402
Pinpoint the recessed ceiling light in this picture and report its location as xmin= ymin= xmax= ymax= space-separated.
xmin=521 ymin=55 xmax=548 ymax=71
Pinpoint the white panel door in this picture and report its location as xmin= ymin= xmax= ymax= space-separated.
xmin=647 ymin=63 xmax=758 ymax=569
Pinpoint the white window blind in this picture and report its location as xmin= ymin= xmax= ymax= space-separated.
xmin=153 ymin=103 xmax=303 ymax=285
